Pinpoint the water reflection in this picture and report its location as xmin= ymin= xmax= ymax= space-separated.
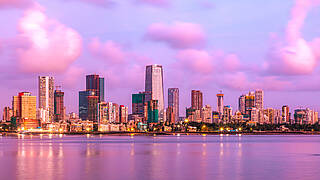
xmin=0 ymin=135 xmax=319 ymax=180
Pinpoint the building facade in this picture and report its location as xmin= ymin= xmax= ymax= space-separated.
xmin=145 ymin=65 xmax=164 ymax=121
xmin=2 ymin=107 xmax=13 ymax=122
xmin=119 ymin=105 xmax=128 ymax=123
xmin=38 ymin=76 xmax=54 ymax=121
xmin=168 ymin=88 xmax=179 ymax=123
xmin=12 ymin=92 xmax=37 ymax=122
xmin=192 ymin=90 xmax=203 ymax=110
xmin=86 ymin=74 xmax=104 ymax=102
xmin=79 ymin=90 xmax=95 ymax=120
xmin=54 ymin=90 xmax=65 ymax=121
xmin=217 ymin=93 xmax=224 ymax=117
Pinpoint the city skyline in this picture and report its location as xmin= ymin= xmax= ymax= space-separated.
xmin=1 ymin=0 xmax=320 ymax=118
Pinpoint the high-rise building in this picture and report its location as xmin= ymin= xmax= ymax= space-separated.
xmin=113 ymin=103 xmax=120 ymax=123
xmin=38 ymin=76 xmax=54 ymax=121
xmin=98 ymin=102 xmax=109 ymax=124
xmin=2 ymin=107 xmax=13 ymax=122
xmin=168 ymin=88 xmax=179 ymax=123
xmin=12 ymin=92 xmax=37 ymax=121
xmin=245 ymin=92 xmax=255 ymax=115
xmin=79 ymin=90 xmax=95 ymax=120
xmin=222 ymin=105 xmax=232 ymax=123
xmin=217 ymin=92 xmax=224 ymax=116
xmin=37 ymin=108 xmax=49 ymax=123
xmin=86 ymin=74 xmax=105 ymax=102
xmin=191 ymin=90 xmax=203 ymax=110
xmin=201 ymin=105 xmax=213 ymax=123
xmin=54 ymin=90 xmax=65 ymax=121
xmin=119 ymin=105 xmax=128 ymax=123
xmin=282 ymin=105 xmax=290 ymax=124
xmin=166 ymin=106 xmax=175 ymax=124
xmin=145 ymin=65 xmax=164 ymax=121
xmin=255 ymin=89 xmax=264 ymax=110
xmin=238 ymin=95 xmax=246 ymax=114
xmin=132 ymin=92 xmax=148 ymax=120
xmin=87 ymin=95 xmax=99 ymax=122
xmin=264 ymin=108 xmax=276 ymax=124
xmin=147 ymin=100 xmax=159 ymax=123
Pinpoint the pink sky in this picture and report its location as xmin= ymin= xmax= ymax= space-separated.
xmin=1 ymin=0 xmax=320 ymax=117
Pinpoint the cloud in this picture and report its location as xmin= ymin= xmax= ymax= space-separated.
xmin=217 ymin=72 xmax=292 ymax=91
xmin=88 ymin=38 xmax=126 ymax=64
xmin=135 ymin=0 xmax=169 ymax=7
xmin=175 ymin=49 xmax=213 ymax=74
xmin=0 ymin=0 xmax=34 ymax=9
xmin=145 ymin=22 xmax=206 ymax=49
xmin=16 ymin=8 xmax=82 ymax=73
xmin=266 ymin=38 xmax=316 ymax=75
xmin=65 ymin=0 xmax=115 ymax=8
xmin=61 ymin=66 xmax=85 ymax=88
xmin=265 ymin=0 xmax=320 ymax=75
xmin=88 ymin=38 xmax=153 ymax=89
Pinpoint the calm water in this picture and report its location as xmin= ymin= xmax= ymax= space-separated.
xmin=0 ymin=134 xmax=320 ymax=180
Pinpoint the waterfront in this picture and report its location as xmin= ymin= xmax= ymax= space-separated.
xmin=1 ymin=135 xmax=320 ymax=180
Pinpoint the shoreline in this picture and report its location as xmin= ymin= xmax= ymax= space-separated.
xmin=2 ymin=131 xmax=320 ymax=136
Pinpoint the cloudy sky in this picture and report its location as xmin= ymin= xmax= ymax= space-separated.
xmin=1 ymin=0 xmax=320 ymax=117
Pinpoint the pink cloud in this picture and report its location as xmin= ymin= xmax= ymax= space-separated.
xmin=88 ymin=37 xmax=153 ymax=90
xmin=16 ymin=8 xmax=82 ymax=73
xmin=217 ymin=72 xmax=292 ymax=91
xmin=265 ymin=0 xmax=320 ymax=75
xmin=135 ymin=0 xmax=169 ymax=7
xmin=0 ymin=0 xmax=34 ymax=9
xmin=88 ymin=38 xmax=126 ymax=64
xmin=175 ymin=49 xmax=213 ymax=74
xmin=66 ymin=0 xmax=115 ymax=8
xmin=266 ymin=38 xmax=317 ymax=75
xmin=310 ymin=38 xmax=320 ymax=60
xmin=60 ymin=66 xmax=85 ymax=88
xmin=145 ymin=22 xmax=206 ymax=49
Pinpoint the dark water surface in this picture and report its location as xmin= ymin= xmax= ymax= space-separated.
xmin=1 ymin=134 xmax=320 ymax=180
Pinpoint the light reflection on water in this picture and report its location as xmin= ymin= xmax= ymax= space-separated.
xmin=0 ymin=135 xmax=320 ymax=180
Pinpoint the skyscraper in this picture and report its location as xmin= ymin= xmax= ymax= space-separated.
xmin=88 ymin=95 xmax=99 ymax=122
xmin=201 ymin=105 xmax=212 ymax=123
xmin=12 ymin=92 xmax=37 ymax=121
xmin=145 ymin=65 xmax=164 ymax=121
xmin=191 ymin=90 xmax=203 ymax=110
xmin=282 ymin=105 xmax=290 ymax=124
xmin=168 ymin=88 xmax=179 ymax=123
xmin=86 ymin=74 xmax=105 ymax=102
xmin=38 ymin=76 xmax=54 ymax=121
xmin=238 ymin=95 xmax=246 ymax=114
xmin=2 ymin=107 xmax=13 ymax=122
xmin=132 ymin=92 xmax=146 ymax=115
xmin=245 ymin=92 xmax=255 ymax=115
xmin=147 ymin=100 xmax=159 ymax=123
xmin=119 ymin=105 xmax=128 ymax=123
xmin=255 ymin=89 xmax=264 ymax=110
xmin=217 ymin=92 xmax=224 ymax=116
xmin=79 ymin=90 xmax=95 ymax=120
xmin=54 ymin=89 xmax=65 ymax=121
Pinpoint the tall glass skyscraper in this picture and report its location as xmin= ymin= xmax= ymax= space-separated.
xmin=38 ymin=76 xmax=54 ymax=121
xmin=191 ymin=90 xmax=203 ymax=110
xmin=86 ymin=74 xmax=104 ymax=102
xmin=145 ymin=65 xmax=164 ymax=121
xmin=54 ymin=90 xmax=64 ymax=121
xmin=168 ymin=88 xmax=179 ymax=123
xmin=79 ymin=90 xmax=95 ymax=120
